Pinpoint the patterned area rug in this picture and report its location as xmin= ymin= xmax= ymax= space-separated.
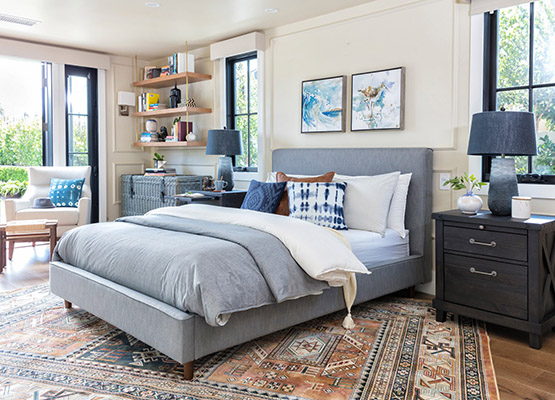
xmin=0 ymin=285 xmax=499 ymax=399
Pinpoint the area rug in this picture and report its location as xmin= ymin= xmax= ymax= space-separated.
xmin=0 ymin=285 xmax=499 ymax=400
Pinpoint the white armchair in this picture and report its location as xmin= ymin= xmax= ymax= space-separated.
xmin=2 ymin=166 xmax=92 ymax=237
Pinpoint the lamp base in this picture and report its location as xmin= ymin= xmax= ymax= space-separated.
xmin=488 ymin=157 xmax=518 ymax=216
xmin=216 ymin=156 xmax=234 ymax=191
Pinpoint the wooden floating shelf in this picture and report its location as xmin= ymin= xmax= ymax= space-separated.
xmin=132 ymin=107 xmax=212 ymax=118
xmin=133 ymin=141 xmax=206 ymax=148
xmin=133 ymin=72 xmax=212 ymax=88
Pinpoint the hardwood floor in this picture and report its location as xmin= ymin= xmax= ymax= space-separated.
xmin=1 ymin=246 xmax=554 ymax=399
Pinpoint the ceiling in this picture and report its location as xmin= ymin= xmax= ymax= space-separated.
xmin=0 ymin=0 xmax=374 ymax=59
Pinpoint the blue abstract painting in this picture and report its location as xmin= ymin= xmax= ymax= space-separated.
xmin=301 ymin=76 xmax=346 ymax=133
xmin=351 ymin=67 xmax=405 ymax=131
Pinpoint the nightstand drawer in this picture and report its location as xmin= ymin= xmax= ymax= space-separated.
xmin=444 ymin=254 xmax=528 ymax=320
xmin=444 ymin=226 xmax=527 ymax=262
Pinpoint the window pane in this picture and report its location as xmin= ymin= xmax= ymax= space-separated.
xmin=0 ymin=56 xmax=43 ymax=167
xmin=249 ymin=59 xmax=258 ymax=114
xmin=235 ymin=115 xmax=249 ymax=168
xmin=68 ymin=115 xmax=88 ymax=153
xmin=68 ymin=75 xmax=88 ymax=115
xmin=68 ymin=153 xmax=88 ymax=166
xmin=497 ymin=5 xmax=530 ymax=88
xmin=249 ymin=114 xmax=258 ymax=167
xmin=532 ymin=86 xmax=555 ymax=174
xmin=496 ymin=89 xmax=529 ymax=111
xmin=533 ymin=0 xmax=555 ymax=85
xmin=234 ymin=61 xmax=248 ymax=115
xmin=514 ymin=156 xmax=529 ymax=174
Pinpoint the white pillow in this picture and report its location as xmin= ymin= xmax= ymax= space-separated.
xmin=334 ymin=172 xmax=400 ymax=235
xmin=387 ymin=173 xmax=412 ymax=238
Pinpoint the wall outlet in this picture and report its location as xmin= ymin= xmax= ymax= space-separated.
xmin=439 ymin=173 xmax=451 ymax=190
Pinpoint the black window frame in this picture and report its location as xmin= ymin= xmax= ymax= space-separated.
xmin=226 ymin=51 xmax=258 ymax=173
xmin=482 ymin=2 xmax=555 ymax=184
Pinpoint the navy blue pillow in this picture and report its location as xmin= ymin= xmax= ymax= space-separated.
xmin=241 ymin=180 xmax=286 ymax=213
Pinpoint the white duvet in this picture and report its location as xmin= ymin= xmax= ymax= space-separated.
xmin=149 ymin=204 xmax=369 ymax=286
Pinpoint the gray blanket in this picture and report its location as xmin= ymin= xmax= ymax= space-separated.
xmin=53 ymin=214 xmax=328 ymax=326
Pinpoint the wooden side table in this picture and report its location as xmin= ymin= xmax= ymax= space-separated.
xmin=0 ymin=220 xmax=58 ymax=272
xmin=432 ymin=210 xmax=555 ymax=349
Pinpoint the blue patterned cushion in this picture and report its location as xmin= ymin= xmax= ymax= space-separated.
xmin=49 ymin=178 xmax=85 ymax=208
xmin=287 ymin=182 xmax=348 ymax=230
xmin=241 ymin=180 xmax=287 ymax=213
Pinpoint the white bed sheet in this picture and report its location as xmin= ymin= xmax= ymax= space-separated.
xmin=340 ymin=228 xmax=410 ymax=266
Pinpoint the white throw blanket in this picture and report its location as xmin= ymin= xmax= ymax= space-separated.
xmin=149 ymin=205 xmax=370 ymax=328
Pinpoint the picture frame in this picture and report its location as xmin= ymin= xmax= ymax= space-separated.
xmin=301 ymin=75 xmax=346 ymax=133
xmin=351 ymin=67 xmax=405 ymax=131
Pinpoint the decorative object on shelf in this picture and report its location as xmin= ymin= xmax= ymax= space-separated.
xmin=159 ymin=126 xmax=168 ymax=141
xmin=169 ymin=83 xmax=181 ymax=108
xmin=511 ymin=196 xmax=532 ymax=219
xmin=206 ymin=128 xmax=243 ymax=190
xmin=177 ymin=121 xmax=193 ymax=141
xmin=351 ymin=67 xmax=405 ymax=131
xmin=117 ymin=91 xmax=135 ymax=116
xmin=145 ymin=119 xmax=158 ymax=133
xmin=443 ymin=173 xmax=486 ymax=215
xmin=468 ymin=111 xmax=536 ymax=216
xmin=185 ymin=98 xmax=196 ymax=107
xmin=152 ymin=153 xmax=166 ymax=169
xmin=301 ymin=75 xmax=346 ymax=133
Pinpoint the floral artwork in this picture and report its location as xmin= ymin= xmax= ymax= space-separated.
xmin=351 ymin=67 xmax=405 ymax=131
xmin=301 ymin=76 xmax=346 ymax=133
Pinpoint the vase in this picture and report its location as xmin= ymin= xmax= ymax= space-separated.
xmin=155 ymin=160 xmax=167 ymax=169
xmin=457 ymin=191 xmax=482 ymax=215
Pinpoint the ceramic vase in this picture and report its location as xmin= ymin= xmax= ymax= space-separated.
xmin=457 ymin=191 xmax=482 ymax=215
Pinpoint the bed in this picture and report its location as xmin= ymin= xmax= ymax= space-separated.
xmin=49 ymin=147 xmax=433 ymax=380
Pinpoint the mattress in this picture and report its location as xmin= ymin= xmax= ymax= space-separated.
xmin=341 ymin=228 xmax=410 ymax=267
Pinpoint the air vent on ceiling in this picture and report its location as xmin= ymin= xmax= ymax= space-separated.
xmin=0 ymin=13 xmax=40 ymax=27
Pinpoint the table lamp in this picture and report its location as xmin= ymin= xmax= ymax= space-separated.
xmin=206 ymin=128 xmax=243 ymax=190
xmin=467 ymin=111 xmax=536 ymax=216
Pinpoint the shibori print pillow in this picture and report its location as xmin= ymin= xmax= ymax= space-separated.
xmin=49 ymin=178 xmax=85 ymax=208
xmin=287 ymin=181 xmax=348 ymax=230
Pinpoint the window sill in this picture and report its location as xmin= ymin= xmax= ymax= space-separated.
xmin=473 ymin=183 xmax=555 ymax=200
xmin=234 ymin=170 xmax=262 ymax=182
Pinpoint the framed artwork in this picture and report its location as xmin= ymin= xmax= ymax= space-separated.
xmin=301 ymin=75 xmax=346 ymax=133
xmin=351 ymin=67 xmax=405 ymax=131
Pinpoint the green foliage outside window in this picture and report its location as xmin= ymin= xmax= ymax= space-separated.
xmin=233 ymin=59 xmax=258 ymax=169
xmin=497 ymin=1 xmax=555 ymax=175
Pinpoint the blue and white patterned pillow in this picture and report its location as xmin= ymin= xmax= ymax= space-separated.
xmin=49 ymin=178 xmax=85 ymax=208
xmin=241 ymin=180 xmax=287 ymax=213
xmin=287 ymin=181 xmax=348 ymax=230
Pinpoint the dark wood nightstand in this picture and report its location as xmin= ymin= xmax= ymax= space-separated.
xmin=170 ymin=190 xmax=247 ymax=208
xmin=432 ymin=210 xmax=555 ymax=349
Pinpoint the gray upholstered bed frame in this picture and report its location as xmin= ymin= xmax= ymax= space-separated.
xmin=50 ymin=147 xmax=433 ymax=379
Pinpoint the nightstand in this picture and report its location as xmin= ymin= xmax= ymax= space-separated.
xmin=170 ymin=190 xmax=247 ymax=208
xmin=432 ymin=210 xmax=555 ymax=349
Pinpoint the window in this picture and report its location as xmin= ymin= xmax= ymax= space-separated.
xmin=0 ymin=56 xmax=52 ymax=167
xmin=226 ymin=52 xmax=258 ymax=172
xmin=483 ymin=1 xmax=555 ymax=183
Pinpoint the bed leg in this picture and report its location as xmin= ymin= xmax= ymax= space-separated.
xmin=408 ymin=286 xmax=416 ymax=298
xmin=183 ymin=361 xmax=194 ymax=380
xmin=64 ymin=300 xmax=72 ymax=309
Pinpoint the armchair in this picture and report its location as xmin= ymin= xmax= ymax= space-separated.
xmin=2 ymin=166 xmax=92 ymax=237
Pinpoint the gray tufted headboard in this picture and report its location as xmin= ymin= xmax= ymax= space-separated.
xmin=272 ymin=147 xmax=433 ymax=282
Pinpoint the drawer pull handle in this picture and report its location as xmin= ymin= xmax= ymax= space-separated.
xmin=469 ymin=238 xmax=496 ymax=247
xmin=470 ymin=267 xmax=497 ymax=277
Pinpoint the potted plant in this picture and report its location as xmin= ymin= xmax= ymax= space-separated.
xmin=153 ymin=153 xmax=166 ymax=169
xmin=443 ymin=173 xmax=486 ymax=214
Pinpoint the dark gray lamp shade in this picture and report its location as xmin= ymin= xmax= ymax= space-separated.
xmin=206 ymin=129 xmax=243 ymax=156
xmin=467 ymin=111 xmax=537 ymax=156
